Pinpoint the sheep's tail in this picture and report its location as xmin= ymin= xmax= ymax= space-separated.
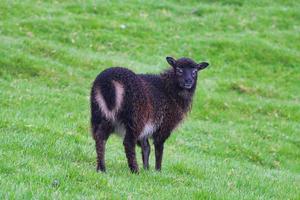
xmin=94 ymin=80 xmax=125 ymax=121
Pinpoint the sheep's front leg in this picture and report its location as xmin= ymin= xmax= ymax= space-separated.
xmin=154 ymin=142 xmax=164 ymax=171
xmin=123 ymin=133 xmax=139 ymax=173
xmin=140 ymin=139 xmax=150 ymax=170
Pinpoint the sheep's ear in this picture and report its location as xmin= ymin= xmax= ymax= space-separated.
xmin=196 ymin=62 xmax=209 ymax=70
xmin=166 ymin=56 xmax=176 ymax=68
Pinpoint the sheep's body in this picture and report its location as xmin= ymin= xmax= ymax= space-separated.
xmin=90 ymin=57 xmax=208 ymax=173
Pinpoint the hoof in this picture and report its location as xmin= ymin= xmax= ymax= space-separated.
xmin=130 ymin=168 xmax=139 ymax=174
xmin=97 ymin=166 xmax=106 ymax=173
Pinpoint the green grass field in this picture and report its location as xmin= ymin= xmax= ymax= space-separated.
xmin=1 ymin=0 xmax=300 ymax=199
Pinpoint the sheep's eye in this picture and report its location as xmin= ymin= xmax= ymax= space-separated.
xmin=192 ymin=70 xmax=197 ymax=77
xmin=176 ymin=68 xmax=183 ymax=75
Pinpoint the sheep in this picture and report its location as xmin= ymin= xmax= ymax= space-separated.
xmin=90 ymin=56 xmax=209 ymax=173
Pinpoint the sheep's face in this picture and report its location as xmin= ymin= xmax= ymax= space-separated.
xmin=166 ymin=57 xmax=209 ymax=90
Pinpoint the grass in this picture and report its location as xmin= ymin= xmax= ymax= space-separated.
xmin=0 ymin=0 xmax=300 ymax=199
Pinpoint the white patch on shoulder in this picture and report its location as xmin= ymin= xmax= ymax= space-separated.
xmin=114 ymin=121 xmax=126 ymax=138
xmin=95 ymin=80 xmax=124 ymax=121
xmin=138 ymin=122 xmax=157 ymax=140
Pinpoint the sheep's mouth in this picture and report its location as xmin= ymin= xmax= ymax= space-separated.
xmin=183 ymin=83 xmax=193 ymax=89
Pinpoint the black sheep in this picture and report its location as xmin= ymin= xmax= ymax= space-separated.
xmin=90 ymin=57 xmax=209 ymax=173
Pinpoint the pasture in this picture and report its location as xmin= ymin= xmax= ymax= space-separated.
xmin=0 ymin=0 xmax=299 ymax=199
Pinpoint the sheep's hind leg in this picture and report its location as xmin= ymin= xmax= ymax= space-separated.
xmin=123 ymin=132 xmax=139 ymax=173
xmin=93 ymin=121 xmax=113 ymax=172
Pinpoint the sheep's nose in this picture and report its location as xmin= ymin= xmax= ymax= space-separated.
xmin=185 ymin=79 xmax=193 ymax=84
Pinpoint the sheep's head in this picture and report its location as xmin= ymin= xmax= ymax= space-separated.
xmin=166 ymin=56 xmax=209 ymax=90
